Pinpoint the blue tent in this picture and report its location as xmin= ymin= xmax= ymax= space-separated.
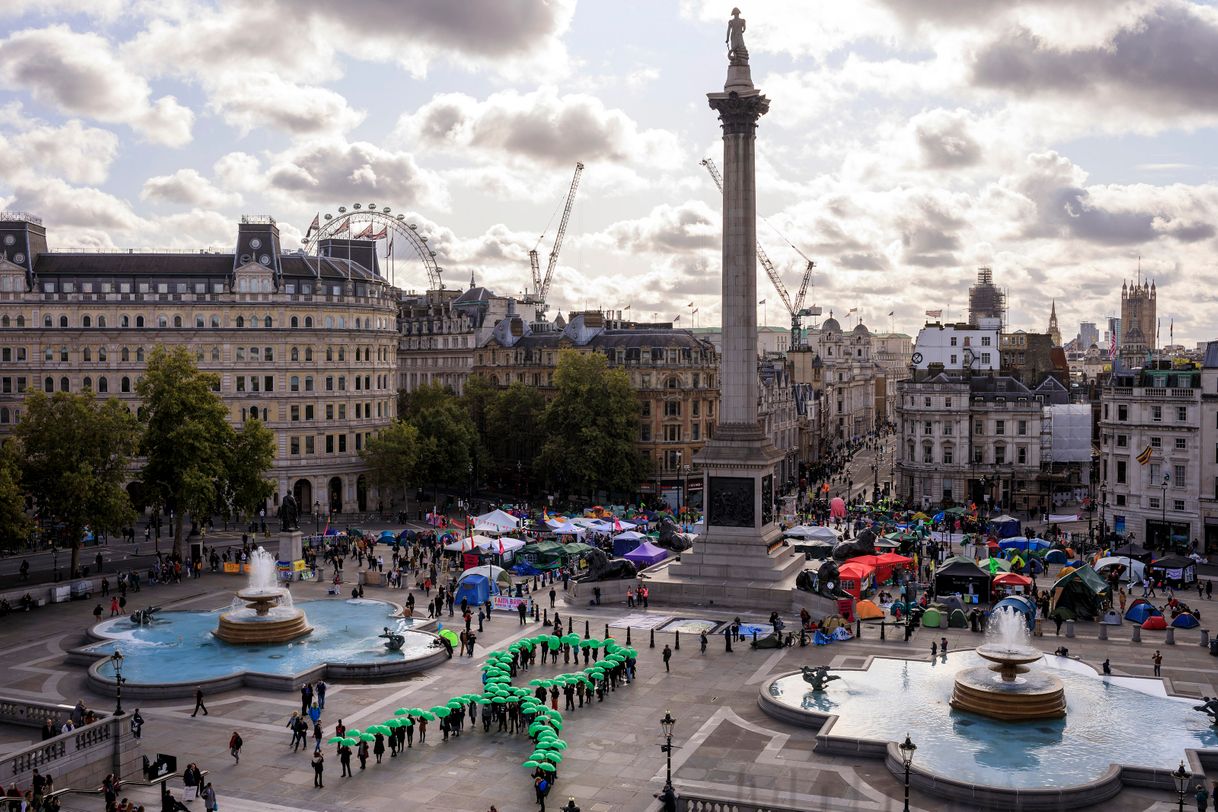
xmin=992 ymin=596 xmax=1037 ymax=628
xmin=932 ymin=511 xmax=946 ymax=523
xmin=1124 ymin=603 xmax=1158 ymax=624
xmin=812 ymin=630 xmax=833 ymax=646
xmin=1171 ymin=613 xmax=1200 ymax=629
xmin=1044 ymin=549 xmax=1068 ymax=564
xmin=612 ymin=536 xmax=643 ymax=556
xmin=379 ymin=530 xmax=397 ymax=540
xmin=453 ymin=574 xmax=492 ymax=607
xmin=397 ymin=529 xmax=416 ymax=541
xmin=988 ymin=515 xmax=1022 ymax=539
xmin=999 ymin=537 xmax=1051 ymax=553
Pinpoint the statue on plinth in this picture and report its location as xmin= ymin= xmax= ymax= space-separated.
xmin=278 ymin=493 xmax=299 ymax=532
xmin=801 ymin=665 xmax=840 ymax=692
xmin=726 ymin=7 xmax=749 ymax=65
xmin=1195 ymin=696 xmax=1218 ymax=726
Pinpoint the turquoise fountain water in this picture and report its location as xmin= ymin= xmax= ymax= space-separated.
xmin=766 ymin=609 xmax=1217 ymax=788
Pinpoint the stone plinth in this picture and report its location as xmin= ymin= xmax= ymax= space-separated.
xmin=278 ymin=530 xmax=303 ymax=564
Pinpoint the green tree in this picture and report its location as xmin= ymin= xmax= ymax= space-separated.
xmin=15 ymin=390 xmax=140 ymax=574
xmin=486 ymin=381 xmax=545 ymax=470
xmin=137 ymin=345 xmax=234 ymax=556
xmin=361 ymin=420 xmax=421 ymax=507
xmin=401 ymin=382 xmax=479 ymax=496
xmin=0 ymin=439 xmax=31 ymax=551
xmin=224 ymin=417 xmax=276 ymax=521
xmin=537 ymin=350 xmax=647 ymax=497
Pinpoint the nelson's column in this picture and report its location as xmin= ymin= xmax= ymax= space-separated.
xmin=651 ymin=9 xmax=821 ymax=610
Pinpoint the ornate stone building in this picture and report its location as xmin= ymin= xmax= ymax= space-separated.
xmin=0 ymin=213 xmax=399 ymax=518
xmin=1119 ymin=278 xmax=1156 ymax=363
xmin=397 ymin=281 xmax=516 ymax=395
xmin=791 ymin=315 xmax=878 ymax=446
xmin=472 ymin=310 xmax=720 ymax=506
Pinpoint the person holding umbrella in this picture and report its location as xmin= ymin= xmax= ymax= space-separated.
xmin=311 ymin=750 xmax=324 ymax=788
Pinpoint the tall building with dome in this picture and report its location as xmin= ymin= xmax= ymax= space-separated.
xmin=0 ymin=212 xmax=399 ymax=518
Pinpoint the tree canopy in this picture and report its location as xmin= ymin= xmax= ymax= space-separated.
xmin=137 ymin=345 xmax=234 ymax=556
xmin=485 ymin=381 xmax=544 ymax=472
xmin=0 ymin=439 xmax=31 ymax=552
xmin=401 ymin=383 xmax=479 ymax=492
xmin=224 ymin=417 xmax=276 ymax=520
xmin=536 ymin=350 xmax=646 ymax=497
xmin=14 ymin=390 xmax=140 ymax=573
xmin=361 ymin=420 xmax=421 ymax=507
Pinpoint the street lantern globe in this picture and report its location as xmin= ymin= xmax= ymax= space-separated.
xmin=1172 ymin=760 xmax=1189 ymax=794
xmin=660 ymin=710 xmax=676 ymax=738
xmin=561 ymin=798 xmax=580 ymax=812
xmin=898 ymin=734 xmax=917 ymax=767
xmin=110 ymin=650 xmax=124 ymax=671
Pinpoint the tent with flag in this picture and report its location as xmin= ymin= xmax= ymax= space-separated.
xmin=473 ymin=509 xmax=521 ymax=535
xmin=1049 ymin=565 xmax=1110 ymax=621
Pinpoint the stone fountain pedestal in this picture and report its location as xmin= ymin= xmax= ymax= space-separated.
xmin=950 ymin=644 xmax=1066 ymax=721
xmin=215 ymin=587 xmax=312 ymax=644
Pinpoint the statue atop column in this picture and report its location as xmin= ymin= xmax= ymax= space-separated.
xmin=726 ymin=7 xmax=749 ymax=66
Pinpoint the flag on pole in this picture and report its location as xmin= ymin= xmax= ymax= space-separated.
xmin=333 ymin=220 xmax=350 ymax=236
xmin=687 ymin=302 xmax=694 ymax=307
xmin=368 ymin=227 xmax=388 ymax=240
xmin=759 ymin=298 xmax=767 ymax=305
xmin=888 ymin=310 xmax=894 ymax=316
xmin=925 ymin=309 xmax=942 ymax=318
xmin=614 ymin=517 xmax=622 ymax=532
xmin=847 ymin=307 xmax=858 ymax=315
xmin=692 ymin=308 xmax=699 ymax=315
xmin=305 ymin=213 xmax=320 ymax=237
xmin=673 ymin=314 xmax=681 ymax=322
xmin=1136 ymin=445 xmax=1153 ymax=465
xmin=498 ymin=538 xmax=505 ymax=555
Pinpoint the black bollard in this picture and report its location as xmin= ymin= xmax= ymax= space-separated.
xmin=626 ymin=627 xmax=632 ymax=645
xmin=752 ymin=630 xmax=757 ymax=645
xmin=584 ymin=620 xmax=590 ymax=638
xmin=674 ymin=630 xmax=680 ymax=651
xmin=880 ymin=621 xmax=885 ymax=641
xmin=650 ymin=628 xmax=656 ymax=649
xmin=604 ymin=623 xmax=609 ymax=639
xmin=533 ymin=604 xmax=539 ymax=622
xmin=567 ymin=617 xmax=574 ymax=635
xmin=543 ymin=609 xmax=549 ymax=625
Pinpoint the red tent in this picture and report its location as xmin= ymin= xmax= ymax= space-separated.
xmin=838 ymin=561 xmax=875 ymax=599
xmin=848 ymin=553 xmax=911 ymax=584
xmin=993 ymin=572 xmax=1032 ymax=587
xmin=1141 ymin=614 xmax=1168 ymax=630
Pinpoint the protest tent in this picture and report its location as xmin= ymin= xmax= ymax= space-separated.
xmin=611 ymin=535 xmax=644 ymax=556
xmin=784 ymin=525 xmax=840 ymax=542
xmin=473 ymin=509 xmax=522 ymax=535
xmin=552 ymin=524 xmax=586 ymax=538
xmin=791 ymin=539 xmax=835 ymax=560
xmin=1149 ymin=555 xmax=1197 ymax=587
xmin=977 ymin=557 xmax=1012 ymax=574
xmin=1124 ymin=603 xmax=1157 ymax=624
xmin=1094 ymin=556 xmax=1147 ymax=585
xmin=1142 ymin=614 xmax=1168 ymax=631
xmin=1044 ymin=549 xmax=1069 ymax=565
xmin=921 ymin=607 xmax=943 ymax=628
xmin=1049 ymin=565 xmax=1110 ymax=621
xmin=992 ymin=595 xmax=1037 ymax=627
xmin=622 ymin=541 xmax=668 ymax=567
xmin=838 ymin=561 xmax=875 ymax=599
xmin=934 ymin=557 xmax=990 ymax=603
xmin=988 ymin=515 xmax=1022 ymax=539
xmin=1171 ymin=613 xmax=1200 ymax=629
xmin=458 ymin=565 xmax=512 ymax=589
xmin=855 ymin=599 xmax=884 ymax=620
xmin=993 ymin=572 xmax=1032 ymax=589
xmin=453 ymin=574 xmax=493 ymax=607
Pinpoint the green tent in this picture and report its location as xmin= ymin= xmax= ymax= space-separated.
xmin=1049 ymin=564 xmax=1111 ymax=621
xmin=948 ymin=608 xmax=968 ymax=628
xmin=921 ymin=607 xmax=942 ymax=628
xmin=518 ymin=540 xmax=565 ymax=568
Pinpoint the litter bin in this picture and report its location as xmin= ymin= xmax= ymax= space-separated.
xmin=1209 ymin=639 xmax=1218 ymax=657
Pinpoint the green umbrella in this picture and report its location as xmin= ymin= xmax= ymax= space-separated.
xmin=360 ymin=733 xmax=376 ymax=742
xmin=534 ymin=741 xmax=557 ymax=750
xmin=578 ymin=640 xmax=593 ymax=649
xmin=543 ymin=751 xmax=563 ymax=763
xmin=419 ymin=712 xmax=436 ymax=721
xmin=341 ymin=737 xmax=358 ymax=747
xmin=562 ymin=634 xmax=580 ymax=645
xmin=549 ymin=720 xmax=563 ymax=731
xmin=407 ymin=708 xmax=425 ymax=717
xmin=446 ymin=700 xmax=464 ymax=709
xmin=530 ymin=751 xmax=548 ymax=762
xmin=394 ymin=708 xmax=410 ymax=716
xmin=537 ymin=762 xmax=556 ymax=773
xmin=528 ymin=678 xmax=546 ymax=686
xmin=550 ymin=740 xmax=567 ymax=750
xmin=327 ymin=736 xmax=344 ymax=743
xmin=493 ymin=697 xmax=509 ymax=704
xmin=547 ymin=635 xmax=560 ymax=650
xmin=603 ymin=637 xmax=617 ymax=649
xmin=345 ymin=728 xmax=362 ymax=737
xmin=522 ymin=760 xmax=541 ymax=769
xmin=433 ymin=707 xmax=452 ymax=718
xmin=385 ymin=719 xmax=402 ymax=728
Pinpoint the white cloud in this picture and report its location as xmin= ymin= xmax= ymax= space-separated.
xmin=0 ymin=25 xmax=193 ymax=146
xmin=0 ymin=117 xmax=118 ymax=184
xmin=141 ymin=168 xmax=241 ymax=209
xmin=397 ymin=87 xmax=683 ymax=169
xmin=203 ymin=72 xmax=365 ymax=136
xmin=263 ymin=138 xmax=449 ymax=210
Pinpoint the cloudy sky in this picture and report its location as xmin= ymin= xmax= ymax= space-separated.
xmin=2 ymin=0 xmax=1217 ymax=345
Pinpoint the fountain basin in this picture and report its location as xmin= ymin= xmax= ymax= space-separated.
xmin=73 ymin=599 xmax=446 ymax=697
xmin=950 ymin=642 xmax=1066 ymax=720
xmin=215 ymin=610 xmax=312 ymax=644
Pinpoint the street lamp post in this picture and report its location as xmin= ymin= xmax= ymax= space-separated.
xmin=659 ymin=710 xmax=676 ymax=795
xmin=109 ymin=650 xmax=125 ymax=716
xmin=1171 ymin=760 xmax=1188 ymax=812
xmin=467 ymin=462 xmax=474 ymax=514
xmin=314 ymin=501 xmax=320 ymax=532
xmin=1160 ymin=473 xmax=1170 ymax=551
xmin=898 ymin=734 xmax=917 ymax=812
xmin=561 ymin=799 xmax=580 ymax=812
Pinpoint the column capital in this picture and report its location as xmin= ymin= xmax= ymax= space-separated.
xmin=708 ymin=91 xmax=770 ymax=136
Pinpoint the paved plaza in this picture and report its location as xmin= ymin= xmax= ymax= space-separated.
xmin=0 ymin=556 xmax=1214 ymax=812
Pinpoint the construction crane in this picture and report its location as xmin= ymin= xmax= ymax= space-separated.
xmin=529 ymin=162 xmax=584 ymax=315
xmin=699 ymin=158 xmax=818 ymax=350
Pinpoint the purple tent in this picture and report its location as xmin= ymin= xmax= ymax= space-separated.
xmin=623 ymin=540 xmax=668 ymax=567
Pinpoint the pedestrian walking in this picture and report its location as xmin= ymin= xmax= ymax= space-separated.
xmin=940 ymin=637 xmax=948 ymax=657
xmin=931 ymin=641 xmax=937 ymax=659
xmin=339 ymin=744 xmax=353 ymax=777
xmin=723 ymin=625 xmax=733 ymax=653
xmin=549 ymin=587 xmax=556 ymax=609
xmin=316 ymin=679 xmax=327 ymax=710
xmin=700 ymin=631 xmax=708 ymax=654
xmin=228 ymin=730 xmax=242 ymax=764
xmin=1153 ymin=650 xmax=1163 ymax=677
xmin=192 ymin=687 xmax=208 ymax=717
xmin=201 ymin=781 xmax=217 ymax=812
xmin=1102 ymin=658 xmax=1111 ymax=675
xmin=311 ymin=751 xmax=324 ymax=788
xmin=662 ymin=644 xmax=672 ymax=673
xmin=1195 ymin=782 xmax=1209 ymax=812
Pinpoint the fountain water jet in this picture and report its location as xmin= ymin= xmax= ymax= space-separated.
xmin=214 ymin=548 xmax=312 ymax=644
xmin=950 ymin=608 xmax=1065 ymax=721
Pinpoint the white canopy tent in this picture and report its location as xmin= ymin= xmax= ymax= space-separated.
xmin=612 ymin=530 xmax=648 ymax=542
xmin=783 ymin=525 xmax=841 ymax=542
xmin=473 ymin=509 xmax=521 ymax=535
xmin=552 ymin=524 xmax=586 ymax=537
xmin=1094 ymin=556 xmax=1147 ymax=585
